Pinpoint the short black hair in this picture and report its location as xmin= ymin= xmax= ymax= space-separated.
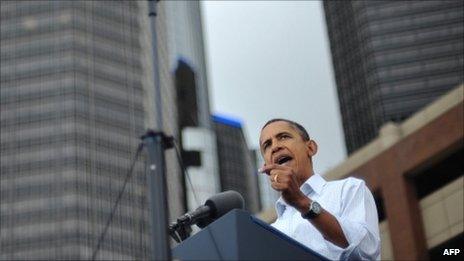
xmin=261 ymin=118 xmax=310 ymax=141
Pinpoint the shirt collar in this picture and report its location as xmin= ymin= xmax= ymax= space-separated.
xmin=275 ymin=174 xmax=327 ymax=217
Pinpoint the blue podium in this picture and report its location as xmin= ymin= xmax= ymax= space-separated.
xmin=172 ymin=209 xmax=328 ymax=260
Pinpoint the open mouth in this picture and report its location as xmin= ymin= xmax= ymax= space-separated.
xmin=276 ymin=155 xmax=293 ymax=165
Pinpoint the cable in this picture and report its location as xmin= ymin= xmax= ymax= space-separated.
xmin=90 ymin=142 xmax=144 ymax=260
xmin=171 ymin=140 xmax=223 ymax=260
xmin=172 ymin=139 xmax=200 ymax=207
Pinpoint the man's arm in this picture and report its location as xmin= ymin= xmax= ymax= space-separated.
xmin=324 ymin=179 xmax=381 ymax=259
xmin=262 ymin=164 xmax=349 ymax=247
xmin=298 ymin=178 xmax=381 ymax=259
xmin=261 ymin=164 xmax=380 ymax=258
xmin=294 ymin=196 xmax=349 ymax=248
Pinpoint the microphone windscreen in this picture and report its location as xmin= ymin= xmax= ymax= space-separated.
xmin=197 ymin=190 xmax=244 ymax=228
xmin=207 ymin=190 xmax=244 ymax=218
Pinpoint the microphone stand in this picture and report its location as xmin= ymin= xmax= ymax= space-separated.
xmin=169 ymin=221 xmax=192 ymax=243
xmin=145 ymin=1 xmax=172 ymax=260
xmin=141 ymin=130 xmax=174 ymax=260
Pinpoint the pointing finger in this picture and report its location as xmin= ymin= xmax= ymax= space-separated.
xmin=259 ymin=164 xmax=289 ymax=174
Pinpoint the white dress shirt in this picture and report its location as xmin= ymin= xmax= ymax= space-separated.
xmin=271 ymin=174 xmax=381 ymax=260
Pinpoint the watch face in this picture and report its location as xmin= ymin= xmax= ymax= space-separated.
xmin=312 ymin=201 xmax=322 ymax=214
xmin=302 ymin=201 xmax=322 ymax=219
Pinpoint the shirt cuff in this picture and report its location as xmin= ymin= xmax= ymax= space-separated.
xmin=323 ymin=215 xmax=369 ymax=260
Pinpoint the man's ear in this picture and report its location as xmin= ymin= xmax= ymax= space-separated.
xmin=306 ymin=140 xmax=318 ymax=157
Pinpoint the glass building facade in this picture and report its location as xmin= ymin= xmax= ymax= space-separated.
xmin=323 ymin=1 xmax=464 ymax=154
xmin=0 ymin=1 xmax=196 ymax=259
xmin=164 ymin=1 xmax=221 ymax=212
xmin=212 ymin=115 xmax=261 ymax=213
xmin=251 ymin=149 xmax=280 ymax=211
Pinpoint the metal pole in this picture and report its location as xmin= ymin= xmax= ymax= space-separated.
xmin=142 ymin=131 xmax=172 ymax=261
xmin=148 ymin=0 xmax=163 ymax=129
xmin=146 ymin=1 xmax=171 ymax=259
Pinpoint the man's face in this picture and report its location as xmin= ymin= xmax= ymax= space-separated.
xmin=259 ymin=121 xmax=315 ymax=182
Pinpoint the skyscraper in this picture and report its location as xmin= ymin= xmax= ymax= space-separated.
xmin=323 ymin=1 xmax=464 ymax=154
xmin=212 ymin=115 xmax=261 ymax=213
xmin=251 ymin=149 xmax=280 ymax=211
xmin=0 ymin=1 xmax=210 ymax=259
xmin=164 ymin=1 xmax=221 ymax=212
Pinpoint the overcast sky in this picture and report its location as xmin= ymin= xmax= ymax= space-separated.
xmin=201 ymin=1 xmax=347 ymax=175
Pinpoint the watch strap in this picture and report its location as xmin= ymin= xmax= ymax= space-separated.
xmin=301 ymin=201 xmax=321 ymax=219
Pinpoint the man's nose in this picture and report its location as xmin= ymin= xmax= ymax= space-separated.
xmin=271 ymin=142 xmax=283 ymax=154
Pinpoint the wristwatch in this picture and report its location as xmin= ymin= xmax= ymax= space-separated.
xmin=301 ymin=201 xmax=322 ymax=219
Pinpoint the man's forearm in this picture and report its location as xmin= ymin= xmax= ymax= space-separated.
xmin=296 ymin=197 xmax=349 ymax=248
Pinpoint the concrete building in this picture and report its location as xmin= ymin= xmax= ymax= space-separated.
xmin=212 ymin=115 xmax=261 ymax=213
xmin=0 ymin=1 xmax=212 ymax=259
xmin=323 ymin=1 xmax=464 ymax=154
xmin=259 ymin=85 xmax=463 ymax=260
xmin=251 ymin=149 xmax=280 ymax=211
xmin=164 ymin=1 xmax=221 ymax=212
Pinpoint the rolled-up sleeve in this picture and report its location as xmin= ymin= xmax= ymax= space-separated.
xmin=324 ymin=179 xmax=381 ymax=260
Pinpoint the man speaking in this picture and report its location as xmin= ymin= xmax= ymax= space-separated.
xmin=259 ymin=119 xmax=380 ymax=260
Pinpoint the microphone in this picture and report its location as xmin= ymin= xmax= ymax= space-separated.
xmin=169 ymin=190 xmax=244 ymax=242
xmin=179 ymin=190 xmax=244 ymax=228
xmin=175 ymin=205 xmax=211 ymax=227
